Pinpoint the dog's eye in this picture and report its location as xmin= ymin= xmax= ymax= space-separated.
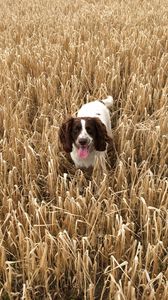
xmin=86 ymin=126 xmax=93 ymax=134
xmin=73 ymin=125 xmax=81 ymax=133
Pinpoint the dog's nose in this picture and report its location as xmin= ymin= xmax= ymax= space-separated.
xmin=78 ymin=138 xmax=88 ymax=146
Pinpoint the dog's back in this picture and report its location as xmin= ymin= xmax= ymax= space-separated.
xmin=77 ymin=96 xmax=113 ymax=136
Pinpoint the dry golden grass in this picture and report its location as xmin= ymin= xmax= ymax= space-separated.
xmin=0 ymin=0 xmax=168 ymax=299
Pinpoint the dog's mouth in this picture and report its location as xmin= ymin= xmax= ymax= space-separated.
xmin=77 ymin=145 xmax=89 ymax=159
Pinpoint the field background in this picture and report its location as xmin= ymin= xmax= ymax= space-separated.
xmin=0 ymin=0 xmax=168 ymax=299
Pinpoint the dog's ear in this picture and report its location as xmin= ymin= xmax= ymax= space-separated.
xmin=94 ymin=118 xmax=112 ymax=151
xmin=59 ymin=118 xmax=74 ymax=153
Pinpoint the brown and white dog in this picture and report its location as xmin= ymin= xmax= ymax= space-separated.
xmin=59 ymin=96 xmax=113 ymax=169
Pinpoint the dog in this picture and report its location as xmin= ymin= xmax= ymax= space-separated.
xmin=59 ymin=96 xmax=113 ymax=169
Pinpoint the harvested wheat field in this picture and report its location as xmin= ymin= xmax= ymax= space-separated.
xmin=0 ymin=0 xmax=168 ymax=299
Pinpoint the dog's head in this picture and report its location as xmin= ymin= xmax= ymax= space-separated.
xmin=59 ymin=117 xmax=112 ymax=158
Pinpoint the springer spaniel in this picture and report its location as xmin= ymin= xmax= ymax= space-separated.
xmin=59 ymin=96 xmax=113 ymax=169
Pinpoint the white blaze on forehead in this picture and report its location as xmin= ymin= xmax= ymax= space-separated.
xmin=77 ymin=119 xmax=93 ymax=144
xmin=78 ymin=119 xmax=87 ymax=138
